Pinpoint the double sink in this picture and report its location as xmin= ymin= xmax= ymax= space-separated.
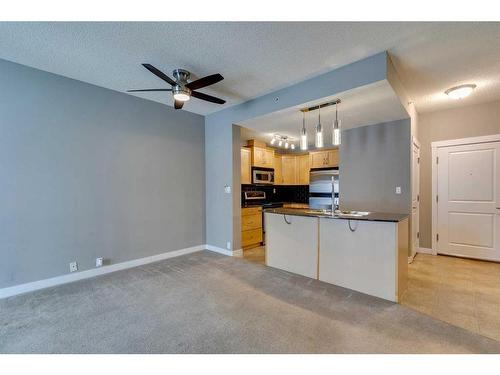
xmin=305 ymin=209 xmax=370 ymax=218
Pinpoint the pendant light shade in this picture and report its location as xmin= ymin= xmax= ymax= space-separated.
xmin=300 ymin=112 xmax=308 ymax=150
xmin=315 ymin=106 xmax=323 ymax=148
xmin=332 ymin=104 xmax=341 ymax=146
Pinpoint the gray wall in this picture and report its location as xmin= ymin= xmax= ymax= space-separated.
xmin=206 ymin=52 xmax=389 ymax=250
xmin=418 ymin=100 xmax=500 ymax=248
xmin=0 ymin=59 xmax=205 ymax=288
xmin=340 ymin=119 xmax=411 ymax=214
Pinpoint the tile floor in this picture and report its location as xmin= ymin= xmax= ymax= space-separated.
xmin=402 ymin=253 xmax=500 ymax=341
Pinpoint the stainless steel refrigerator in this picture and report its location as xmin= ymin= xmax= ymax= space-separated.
xmin=308 ymin=168 xmax=339 ymax=210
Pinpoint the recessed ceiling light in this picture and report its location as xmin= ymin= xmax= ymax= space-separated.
xmin=445 ymin=84 xmax=476 ymax=100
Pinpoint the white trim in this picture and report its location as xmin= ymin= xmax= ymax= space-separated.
xmin=0 ymin=245 xmax=205 ymax=299
xmin=417 ymin=247 xmax=434 ymax=255
xmin=431 ymin=145 xmax=439 ymax=256
xmin=205 ymin=244 xmax=238 ymax=257
xmin=431 ymin=134 xmax=500 ymax=148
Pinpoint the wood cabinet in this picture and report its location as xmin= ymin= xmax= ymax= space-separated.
xmin=273 ymin=154 xmax=283 ymax=185
xmin=241 ymin=206 xmax=263 ymax=249
xmin=240 ymin=148 xmax=251 ymax=184
xmin=297 ymin=154 xmax=310 ymax=185
xmin=309 ymin=149 xmax=339 ymax=168
xmin=251 ymin=147 xmax=274 ymax=168
xmin=281 ymin=155 xmax=297 ymax=185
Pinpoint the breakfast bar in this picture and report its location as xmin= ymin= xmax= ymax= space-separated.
xmin=264 ymin=208 xmax=409 ymax=302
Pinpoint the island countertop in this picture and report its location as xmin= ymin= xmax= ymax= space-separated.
xmin=264 ymin=207 xmax=408 ymax=223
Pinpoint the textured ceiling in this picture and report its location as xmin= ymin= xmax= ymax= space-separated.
xmin=0 ymin=22 xmax=499 ymax=115
xmin=239 ymin=80 xmax=408 ymax=149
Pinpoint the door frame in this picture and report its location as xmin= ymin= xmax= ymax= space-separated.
xmin=431 ymin=133 xmax=500 ymax=255
xmin=410 ymin=136 xmax=420 ymax=262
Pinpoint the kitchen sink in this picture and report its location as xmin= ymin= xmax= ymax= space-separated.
xmin=305 ymin=209 xmax=370 ymax=217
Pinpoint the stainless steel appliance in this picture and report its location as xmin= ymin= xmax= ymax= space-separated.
xmin=252 ymin=168 xmax=274 ymax=185
xmin=309 ymin=168 xmax=339 ymax=210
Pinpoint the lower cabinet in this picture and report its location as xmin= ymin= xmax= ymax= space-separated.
xmin=241 ymin=206 xmax=263 ymax=249
xmin=265 ymin=212 xmax=318 ymax=278
xmin=318 ymin=218 xmax=408 ymax=302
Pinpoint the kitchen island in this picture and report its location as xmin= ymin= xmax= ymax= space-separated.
xmin=264 ymin=208 xmax=409 ymax=302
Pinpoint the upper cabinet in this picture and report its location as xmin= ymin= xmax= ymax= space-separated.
xmin=297 ymin=154 xmax=310 ymax=185
xmin=309 ymin=149 xmax=339 ymax=169
xmin=252 ymin=147 xmax=274 ymax=168
xmin=281 ymin=155 xmax=297 ymax=185
xmin=247 ymin=139 xmax=274 ymax=168
xmin=274 ymin=154 xmax=283 ymax=185
xmin=241 ymin=148 xmax=251 ymax=184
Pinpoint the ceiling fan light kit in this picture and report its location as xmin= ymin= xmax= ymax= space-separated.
xmin=127 ymin=64 xmax=226 ymax=110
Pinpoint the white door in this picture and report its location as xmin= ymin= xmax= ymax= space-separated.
xmin=436 ymin=141 xmax=500 ymax=261
xmin=411 ymin=139 xmax=420 ymax=258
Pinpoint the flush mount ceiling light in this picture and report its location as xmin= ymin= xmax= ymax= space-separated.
xmin=445 ymin=84 xmax=477 ymax=99
xmin=270 ymin=134 xmax=295 ymax=150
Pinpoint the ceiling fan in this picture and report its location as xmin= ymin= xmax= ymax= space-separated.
xmin=127 ymin=64 xmax=226 ymax=110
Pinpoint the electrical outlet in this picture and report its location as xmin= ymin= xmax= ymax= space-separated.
xmin=226 ymin=241 xmax=231 ymax=250
xmin=69 ymin=261 xmax=78 ymax=272
xmin=395 ymin=186 xmax=402 ymax=195
xmin=96 ymin=257 xmax=103 ymax=267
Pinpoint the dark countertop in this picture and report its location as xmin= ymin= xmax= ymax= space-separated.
xmin=264 ymin=207 xmax=408 ymax=223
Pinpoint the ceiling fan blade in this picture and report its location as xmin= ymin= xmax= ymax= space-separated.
xmin=127 ymin=89 xmax=172 ymax=92
xmin=174 ymin=100 xmax=184 ymax=110
xmin=186 ymin=73 xmax=224 ymax=90
xmin=191 ymin=91 xmax=226 ymax=104
xmin=142 ymin=64 xmax=177 ymax=86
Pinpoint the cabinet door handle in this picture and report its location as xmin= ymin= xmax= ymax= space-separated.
xmin=283 ymin=215 xmax=292 ymax=225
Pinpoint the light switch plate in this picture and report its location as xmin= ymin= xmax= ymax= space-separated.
xmin=395 ymin=186 xmax=402 ymax=194
xmin=224 ymin=185 xmax=231 ymax=194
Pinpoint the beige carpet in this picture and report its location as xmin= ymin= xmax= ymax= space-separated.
xmin=1 ymin=250 xmax=499 ymax=353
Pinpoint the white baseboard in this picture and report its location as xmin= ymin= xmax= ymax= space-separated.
xmin=0 ymin=245 xmax=205 ymax=299
xmin=205 ymin=244 xmax=241 ymax=257
xmin=418 ymin=247 xmax=434 ymax=254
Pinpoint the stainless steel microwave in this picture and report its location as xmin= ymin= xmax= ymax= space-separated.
xmin=252 ymin=169 xmax=274 ymax=185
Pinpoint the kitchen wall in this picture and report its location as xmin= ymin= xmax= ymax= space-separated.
xmin=418 ymin=100 xmax=500 ymax=249
xmin=206 ymin=52 xmax=389 ymax=252
xmin=340 ymin=119 xmax=411 ymax=214
xmin=0 ymin=59 xmax=205 ymax=288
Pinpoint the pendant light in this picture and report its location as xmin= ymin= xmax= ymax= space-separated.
xmin=300 ymin=112 xmax=308 ymax=150
xmin=315 ymin=105 xmax=323 ymax=148
xmin=332 ymin=103 xmax=341 ymax=146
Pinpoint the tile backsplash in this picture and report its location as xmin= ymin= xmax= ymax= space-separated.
xmin=242 ymin=184 xmax=309 ymax=204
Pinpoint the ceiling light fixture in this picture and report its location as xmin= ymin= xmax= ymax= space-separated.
xmin=270 ymin=134 xmax=295 ymax=150
xmin=315 ymin=106 xmax=323 ymax=148
xmin=332 ymin=102 xmax=341 ymax=146
xmin=445 ymin=84 xmax=476 ymax=99
xmin=300 ymin=112 xmax=308 ymax=150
